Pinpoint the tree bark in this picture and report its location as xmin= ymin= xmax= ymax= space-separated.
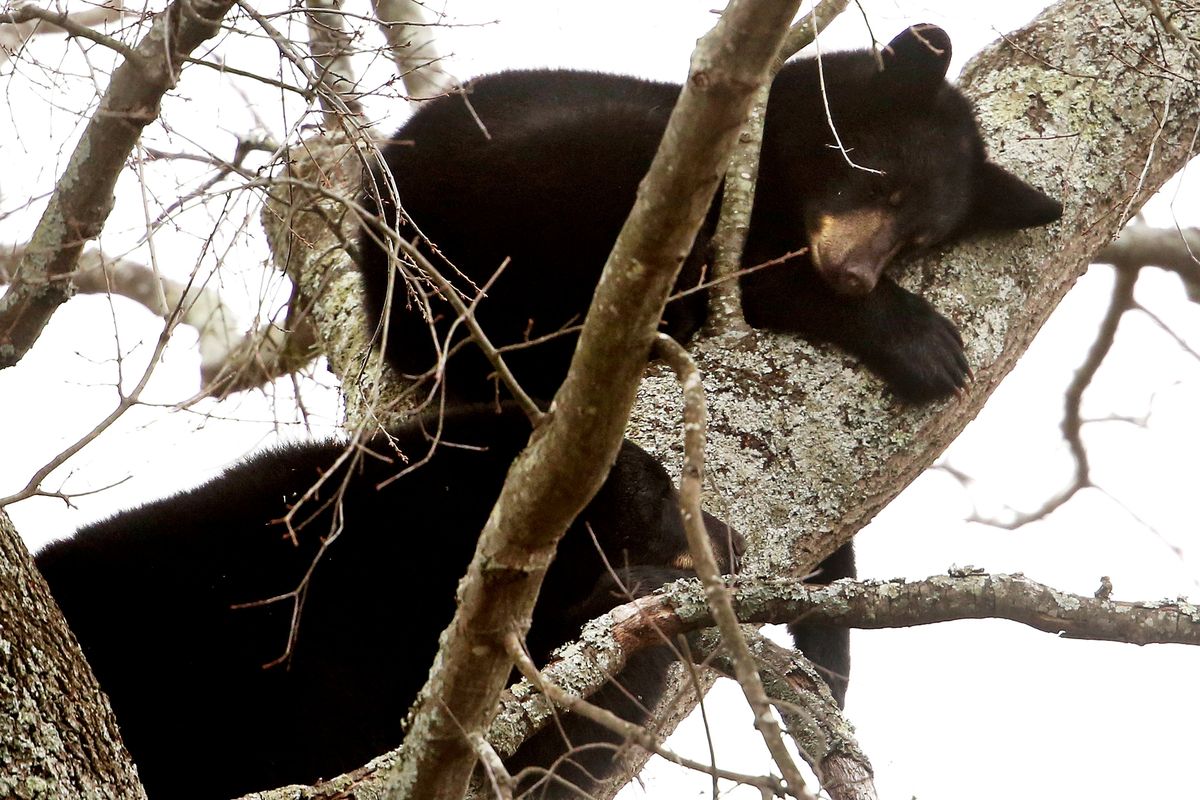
xmin=632 ymin=0 xmax=1200 ymax=592
xmin=0 ymin=511 xmax=144 ymax=799
xmin=0 ymin=0 xmax=239 ymax=369
xmin=616 ymin=0 xmax=1200 ymax=785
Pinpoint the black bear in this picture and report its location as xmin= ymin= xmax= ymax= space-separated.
xmin=357 ymin=23 xmax=1062 ymax=405
xmin=35 ymin=404 xmax=743 ymax=799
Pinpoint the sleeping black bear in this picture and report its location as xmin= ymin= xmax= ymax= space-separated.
xmin=36 ymin=405 xmax=742 ymax=799
xmin=358 ymin=24 xmax=1061 ymax=405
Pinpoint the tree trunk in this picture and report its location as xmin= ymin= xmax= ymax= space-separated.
xmin=0 ymin=511 xmax=145 ymax=799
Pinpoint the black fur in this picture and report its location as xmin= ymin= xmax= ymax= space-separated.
xmin=358 ymin=24 xmax=1062 ymax=405
xmin=788 ymin=542 xmax=857 ymax=707
xmin=36 ymin=405 xmax=740 ymax=799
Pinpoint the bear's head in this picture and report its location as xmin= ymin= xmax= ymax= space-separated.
xmin=769 ymin=24 xmax=1063 ymax=297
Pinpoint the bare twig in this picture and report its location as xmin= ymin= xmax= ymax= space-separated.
xmin=503 ymin=632 xmax=789 ymax=797
xmin=468 ymin=732 xmax=515 ymax=800
xmin=693 ymin=628 xmax=877 ymax=800
xmin=0 ymin=0 xmax=240 ymax=369
xmin=0 ymin=306 xmax=180 ymax=508
xmin=653 ymin=333 xmax=814 ymax=800
xmin=1 ymin=1 xmax=134 ymax=60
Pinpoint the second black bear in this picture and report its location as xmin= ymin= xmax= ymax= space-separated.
xmin=358 ymin=24 xmax=1062 ymax=404
xmin=36 ymin=405 xmax=742 ymax=799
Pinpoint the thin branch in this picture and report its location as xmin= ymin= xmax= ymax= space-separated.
xmin=0 ymin=303 xmax=180 ymax=508
xmin=386 ymin=3 xmax=807 ymax=798
xmin=693 ymin=628 xmax=877 ymax=800
xmin=705 ymin=0 xmax=849 ymax=333
xmin=970 ymin=262 xmax=1138 ymax=529
xmin=0 ymin=0 xmax=240 ymax=369
xmin=468 ymin=732 xmax=514 ymax=800
xmin=503 ymin=632 xmax=788 ymax=797
xmin=653 ymin=334 xmax=814 ymax=800
xmin=0 ymin=1 xmax=136 ymax=59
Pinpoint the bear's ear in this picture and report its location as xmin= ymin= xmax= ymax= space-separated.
xmin=879 ymin=24 xmax=953 ymax=95
xmin=966 ymin=161 xmax=1064 ymax=231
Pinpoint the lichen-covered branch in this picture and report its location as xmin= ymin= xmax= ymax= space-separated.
xmin=648 ymin=571 xmax=1200 ymax=646
xmin=653 ymin=334 xmax=813 ymax=799
xmin=632 ymin=0 xmax=1200 ymax=599
xmin=631 ymin=0 xmax=1200 ymax=758
xmin=256 ymin=2 xmax=1200 ymax=796
xmin=387 ymin=3 xmax=805 ymax=798
xmin=0 ymin=0 xmax=240 ymax=369
xmin=692 ymin=628 xmax=877 ymax=800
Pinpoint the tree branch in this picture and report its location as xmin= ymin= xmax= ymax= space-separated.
xmin=692 ymin=628 xmax=877 ymax=800
xmin=387 ymin=3 xmax=806 ymax=798
xmin=1098 ymin=223 xmax=1200 ymax=298
xmin=0 ymin=0 xmax=240 ymax=369
xmin=238 ymin=564 xmax=1193 ymax=799
xmin=305 ymin=0 xmax=368 ymax=127
xmin=632 ymin=0 xmax=1200 ymax=604
xmin=653 ymin=333 xmax=813 ymax=799
xmin=371 ymin=0 xmax=458 ymax=101
xmin=0 ymin=1 xmax=133 ymax=60
xmin=705 ymin=0 xmax=850 ymax=333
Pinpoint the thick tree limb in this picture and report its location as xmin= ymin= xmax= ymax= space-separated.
xmin=0 ymin=0 xmax=239 ymax=369
xmin=632 ymin=0 xmax=1200 ymax=600
xmin=386 ymin=4 xmax=806 ymax=798
xmin=258 ymin=1 xmax=1200 ymax=796
xmin=628 ymin=0 xmax=1200 ymax=770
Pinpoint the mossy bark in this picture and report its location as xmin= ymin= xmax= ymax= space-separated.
xmin=0 ymin=512 xmax=144 ymax=799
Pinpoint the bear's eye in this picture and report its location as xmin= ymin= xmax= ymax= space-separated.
xmin=911 ymin=231 xmax=932 ymax=248
xmin=887 ymin=190 xmax=905 ymax=207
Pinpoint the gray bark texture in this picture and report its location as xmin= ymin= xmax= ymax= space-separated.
xmin=256 ymin=0 xmax=1200 ymax=796
xmin=0 ymin=511 xmax=145 ymax=799
xmin=617 ymin=0 xmax=1200 ymax=787
xmin=632 ymin=0 xmax=1200 ymax=581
